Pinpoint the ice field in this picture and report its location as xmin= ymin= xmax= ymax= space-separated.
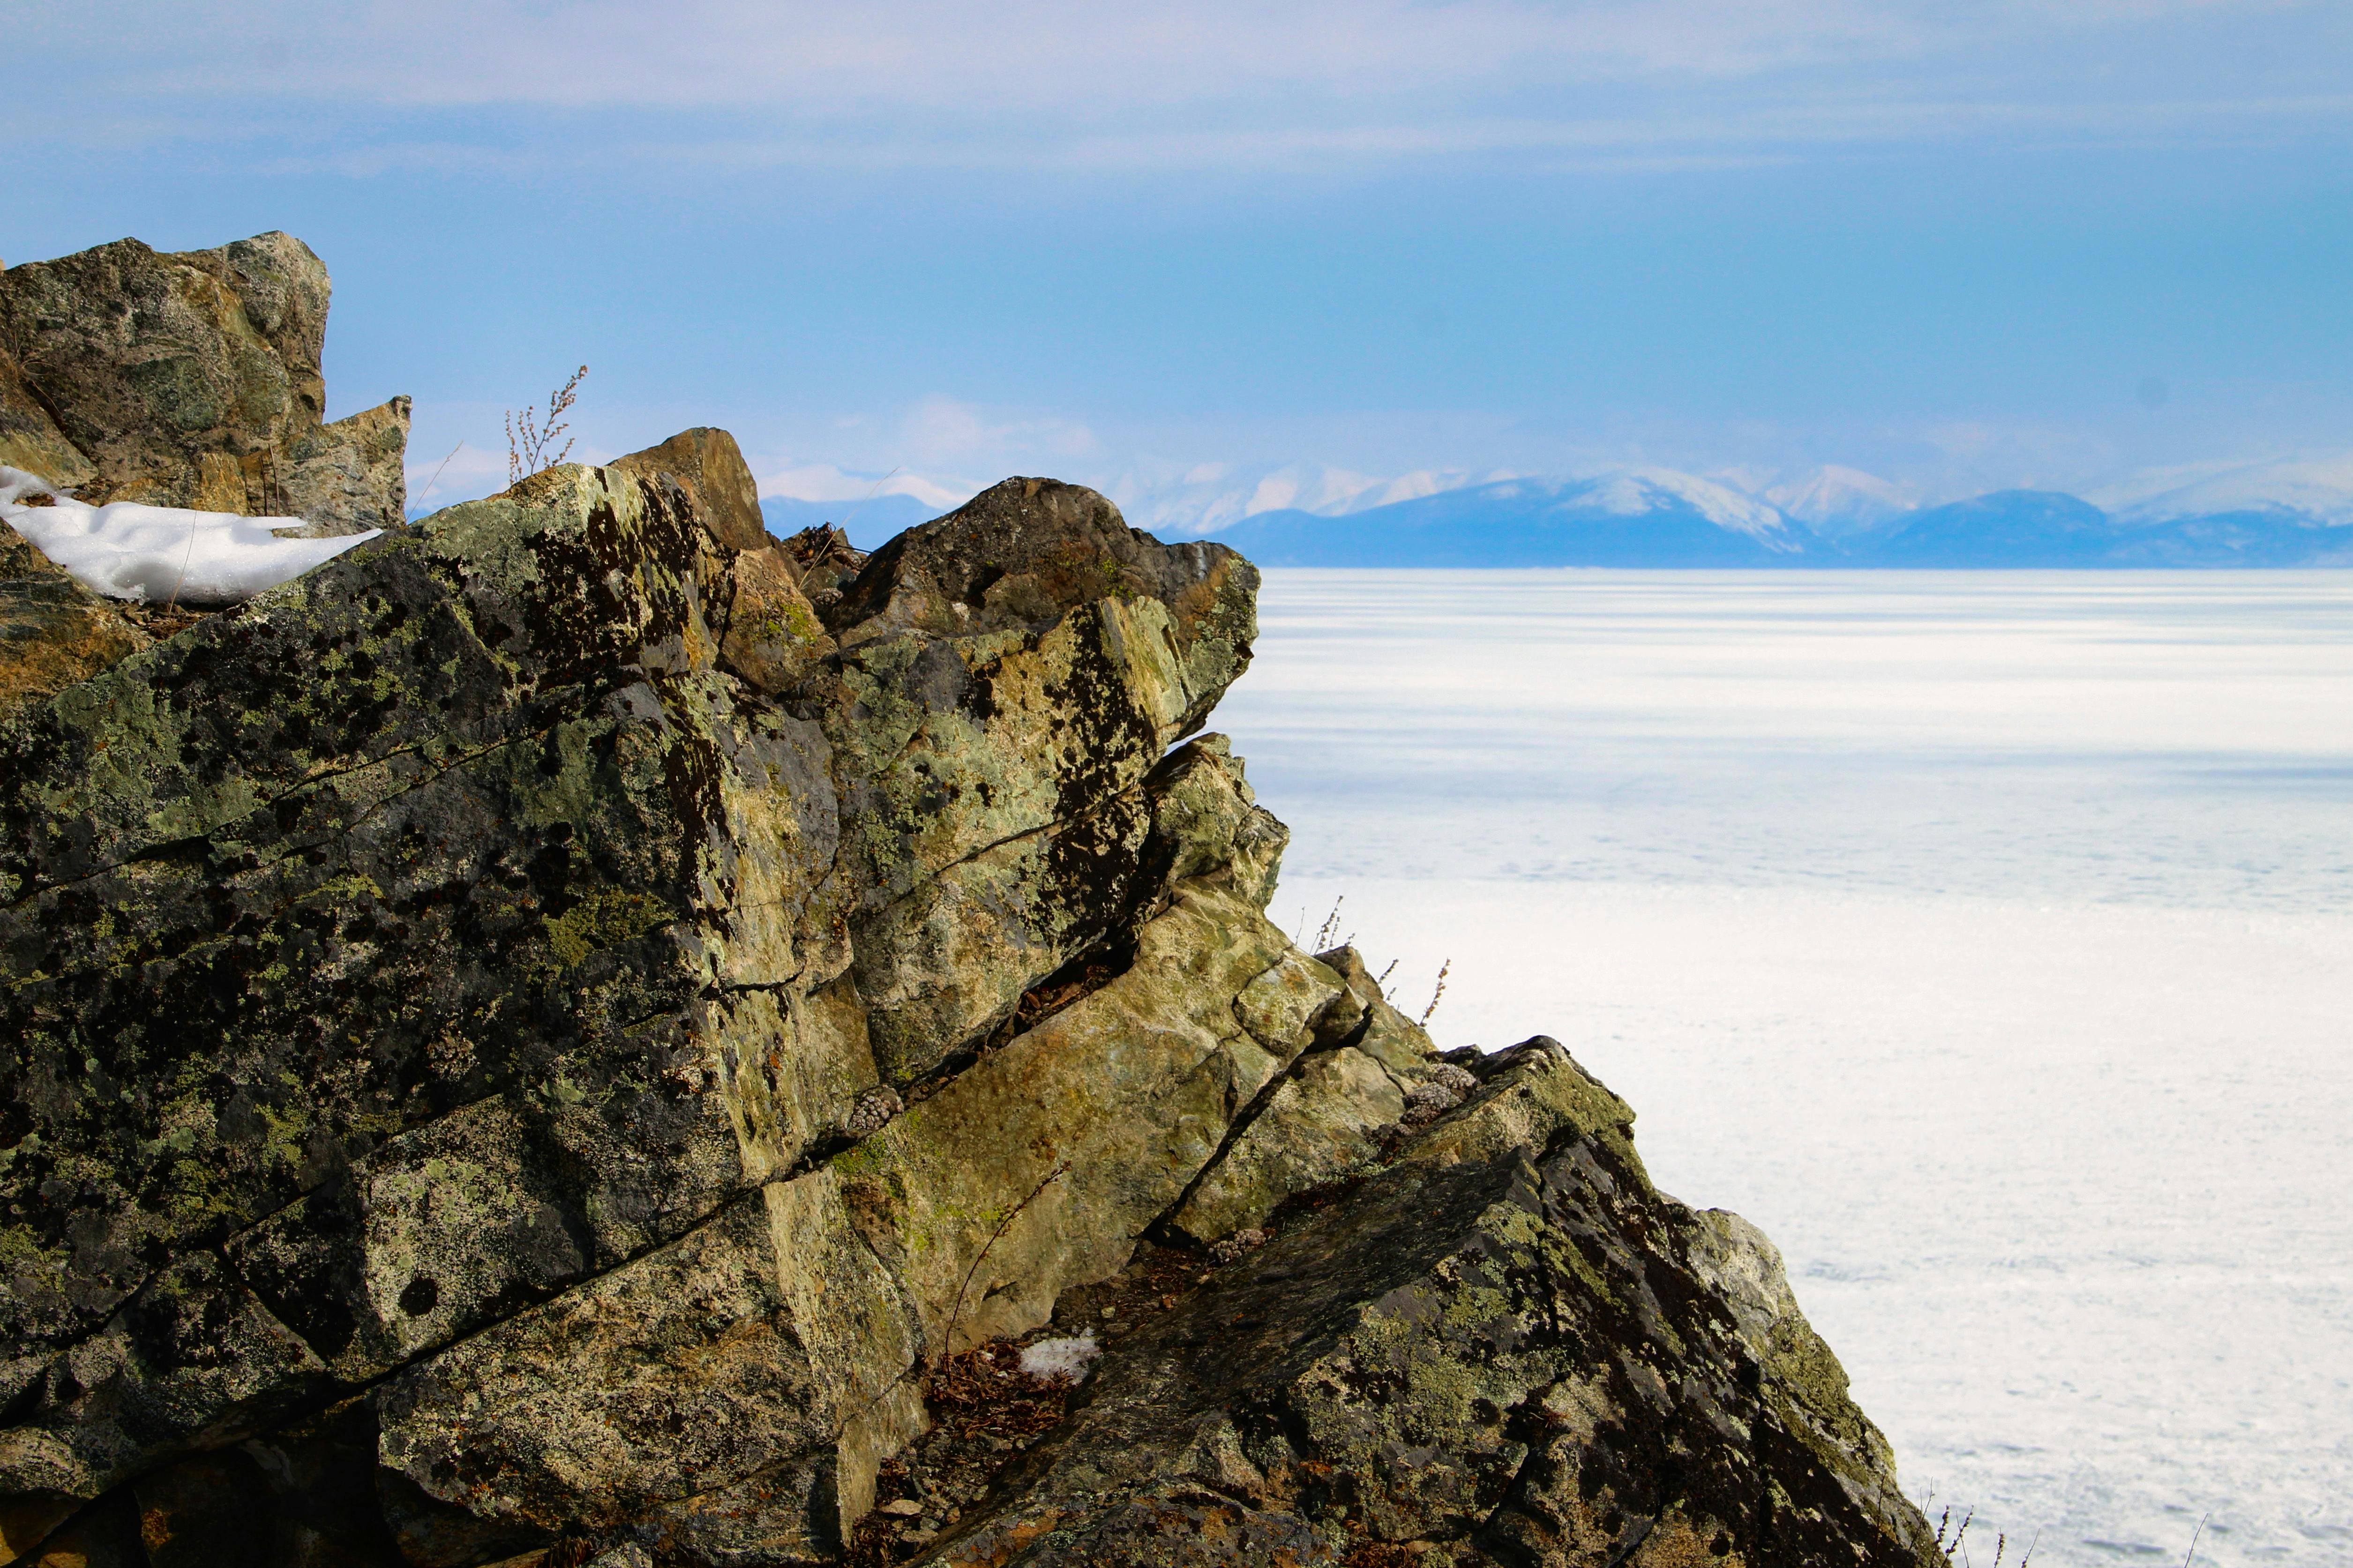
xmin=1216 ymin=570 xmax=2353 ymax=1567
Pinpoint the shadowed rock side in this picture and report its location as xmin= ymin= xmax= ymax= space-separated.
xmin=0 ymin=415 xmax=1934 ymax=1565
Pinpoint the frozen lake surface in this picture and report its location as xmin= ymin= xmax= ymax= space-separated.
xmin=1215 ymin=571 xmax=2353 ymax=1568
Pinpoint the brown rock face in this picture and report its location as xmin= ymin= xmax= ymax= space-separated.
xmin=0 ymin=523 xmax=149 ymax=723
xmin=0 ymin=232 xmax=406 ymax=530
xmin=611 ymin=428 xmax=770 ymax=553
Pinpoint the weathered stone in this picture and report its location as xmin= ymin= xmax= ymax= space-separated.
xmin=373 ymin=1192 xmax=884 ymax=1549
xmin=834 ymin=881 xmax=1329 ymax=1357
xmin=1159 ymin=931 xmax=1481 ymax=1246
xmin=1402 ymin=1036 xmax=1645 ymax=1178
xmin=225 ymin=1096 xmax=599 ymax=1383
xmin=719 ymin=543 xmax=835 ymax=694
xmin=807 ymin=479 xmax=1257 ymax=1082
xmin=775 ymin=524 xmax=867 ymax=613
xmin=0 ymin=234 xmax=404 ymax=532
xmin=0 ymin=523 xmax=149 ymax=723
xmin=0 ymin=348 xmax=95 ymax=492
xmin=0 ymin=461 xmax=849 ymax=1474
xmin=1317 ymin=941 xmax=1439 ymax=1078
xmin=1138 ymin=734 xmax=1287 ymax=911
xmin=911 ymin=1052 xmax=1937 ymax=1568
xmin=610 ymin=427 xmax=768 ymax=553
xmin=277 ymin=396 xmax=412 ymax=537
xmin=1169 ymin=1046 xmax=1402 ymax=1244
xmin=1230 ymin=949 xmax=1347 ymax=1056
xmin=0 ymin=1254 xmax=327 ymax=1510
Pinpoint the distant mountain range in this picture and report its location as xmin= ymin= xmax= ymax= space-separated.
xmin=758 ymin=457 xmax=2353 ymax=567
xmin=1209 ymin=467 xmax=2353 ymax=568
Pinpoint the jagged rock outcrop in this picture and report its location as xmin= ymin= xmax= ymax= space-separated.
xmin=915 ymin=1042 xmax=1931 ymax=1567
xmin=0 ymin=232 xmax=407 ymax=531
xmin=0 ymin=237 xmax=1937 ymax=1568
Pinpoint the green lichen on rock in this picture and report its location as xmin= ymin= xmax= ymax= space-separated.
xmin=543 ymin=887 xmax=678 ymax=969
xmin=915 ymin=1043 xmax=1938 ymax=1568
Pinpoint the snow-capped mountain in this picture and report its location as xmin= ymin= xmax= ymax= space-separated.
xmin=750 ymin=453 xmax=2353 ymax=567
xmin=1211 ymin=470 xmax=1808 ymax=567
xmin=1093 ymin=463 xmax=1498 ymax=538
xmin=2093 ymin=453 xmax=2353 ymax=528
xmin=1568 ymin=469 xmax=1796 ymax=541
xmin=1763 ymin=466 xmax=1917 ymax=536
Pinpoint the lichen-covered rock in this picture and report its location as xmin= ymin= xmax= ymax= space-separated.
xmin=806 ymin=478 xmax=1257 ymax=1082
xmin=0 ymin=464 xmax=841 ymax=1391
xmin=610 ymin=427 xmax=770 ymax=553
xmin=910 ymin=1043 xmax=1937 ymax=1568
xmin=0 ymin=271 xmax=1937 ymax=1564
xmin=1167 ymin=1046 xmax=1402 ymax=1244
xmin=834 ymin=880 xmax=1348 ymax=1359
xmin=0 ymin=444 xmax=1296 ymax=1562
xmin=276 ymin=396 xmax=412 ymax=537
xmin=1163 ymin=937 xmax=1476 ymax=1247
xmin=0 ymin=233 xmax=404 ymax=531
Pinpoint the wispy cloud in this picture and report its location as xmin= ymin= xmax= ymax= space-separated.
xmin=22 ymin=0 xmax=2349 ymax=168
xmin=756 ymin=464 xmax=969 ymax=509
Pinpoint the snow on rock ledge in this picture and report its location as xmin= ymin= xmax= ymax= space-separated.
xmin=0 ymin=466 xmax=378 ymax=607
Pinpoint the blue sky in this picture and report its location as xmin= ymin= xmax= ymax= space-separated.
xmin=10 ymin=0 xmax=2352 ymax=522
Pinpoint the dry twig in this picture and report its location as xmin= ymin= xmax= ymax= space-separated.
xmin=1421 ymin=958 xmax=1451 ymax=1026
xmin=507 ymin=366 xmax=588 ymax=483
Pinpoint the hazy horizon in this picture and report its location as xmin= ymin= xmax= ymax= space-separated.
xmin=13 ymin=2 xmax=2350 ymax=525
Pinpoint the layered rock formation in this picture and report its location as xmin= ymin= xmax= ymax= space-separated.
xmin=0 ymin=233 xmax=1940 ymax=1568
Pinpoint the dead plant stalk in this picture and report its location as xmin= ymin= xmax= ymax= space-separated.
xmin=507 ymin=366 xmax=588 ymax=483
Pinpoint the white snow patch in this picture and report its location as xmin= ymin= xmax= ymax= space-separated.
xmin=0 ymin=467 xmax=379 ymax=607
xmin=1017 ymin=1333 xmax=1101 ymax=1382
xmin=1763 ymin=465 xmax=1916 ymax=534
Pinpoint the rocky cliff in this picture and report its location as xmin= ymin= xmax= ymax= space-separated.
xmin=0 ymin=235 xmax=1941 ymax=1568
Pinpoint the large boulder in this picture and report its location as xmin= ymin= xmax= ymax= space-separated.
xmin=0 ymin=448 xmax=1333 ymax=1561
xmin=805 ymin=478 xmax=1257 ymax=1083
xmin=0 ymin=233 xmax=406 ymax=532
